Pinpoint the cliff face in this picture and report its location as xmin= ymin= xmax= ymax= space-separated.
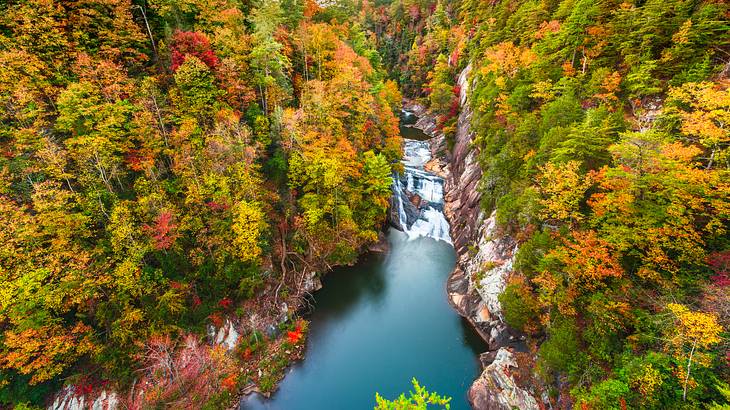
xmin=405 ymin=65 xmax=538 ymax=410
xmin=443 ymin=65 xmax=484 ymax=256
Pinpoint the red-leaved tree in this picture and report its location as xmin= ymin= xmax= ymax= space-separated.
xmin=170 ymin=31 xmax=219 ymax=72
xmin=144 ymin=211 xmax=179 ymax=250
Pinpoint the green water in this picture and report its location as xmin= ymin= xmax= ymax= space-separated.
xmin=400 ymin=110 xmax=431 ymax=141
xmin=240 ymin=230 xmax=486 ymax=410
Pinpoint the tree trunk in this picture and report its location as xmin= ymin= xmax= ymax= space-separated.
xmin=683 ymin=340 xmax=697 ymax=401
xmin=137 ymin=4 xmax=158 ymax=61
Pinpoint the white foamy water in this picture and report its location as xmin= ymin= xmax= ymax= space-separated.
xmin=405 ymin=167 xmax=443 ymax=203
xmin=402 ymin=139 xmax=432 ymax=167
xmin=393 ymin=139 xmax=452 ymax=244
xmin=406 ymin=208 xmax=451 ymax=243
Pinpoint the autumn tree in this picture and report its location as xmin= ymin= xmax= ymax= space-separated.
xmin=170 ymin=31 xmax=220 ymax=71
xmin=172 ymin=56 xmax=220 ymax=122
xmin=664 ymin=303 xmax=724 ymax=401
xmin=667 ymin=81 xmax=730 ymax=170
xmin=231 ymin=201 xmax=266 ymax=263
xmin=536 ymin=160 xmax=592 ymax=225
xmin=428 ymin=54 xmax=455 ymax=116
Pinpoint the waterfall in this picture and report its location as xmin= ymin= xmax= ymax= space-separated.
xmin=393 ymin=176 xmax=408 ymax=228
xmin=392 ymin=138 xmax=452 ymax=244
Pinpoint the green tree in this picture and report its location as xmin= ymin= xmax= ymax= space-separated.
xmin=375 ymin=378 xmax=451 ymax=410
xmin=428 ymin=54 xmax=454 ymax=116
xmin=249 ymin=0 xmax=291 ymax=113
xmin=172 ymin=56 xmax=220 ymax=121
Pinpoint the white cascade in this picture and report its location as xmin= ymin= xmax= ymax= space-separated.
xmin=393 ymin=139 xmax=452 ymax=244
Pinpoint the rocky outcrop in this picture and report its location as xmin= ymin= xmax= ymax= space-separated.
xmin=449 ymin=211 xmax=523 ymax=350
xmin=469 ymin=348 xmax=539 ymax=410
xmin=443 ymin=65 xmax=484 ymax=256
xmin=207 ymin=319 xmax=240 ymax=351
xmin=368 ymin=231 xmax=390 ymax=253
xmin=49 ymin=387 xmax=118 ymax=410
xmin=405 ymin=65 xmax=539 ymax=410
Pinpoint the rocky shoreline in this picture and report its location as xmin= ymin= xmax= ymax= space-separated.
xmin=404 ymin=65 xmax=539 ymax=410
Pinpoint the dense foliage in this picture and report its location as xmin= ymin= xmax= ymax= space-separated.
xmin=0 ymin=0 xmax=401 ymax=407
xmin=366 ymin=0 xmax=730 ymax=408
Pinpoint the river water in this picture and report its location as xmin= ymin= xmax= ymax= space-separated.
xmin=240 ymin=115 xmax=485 ymax=410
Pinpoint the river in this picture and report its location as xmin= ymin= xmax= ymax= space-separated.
xmin=240 ymin=114 xmax=485 ymax=410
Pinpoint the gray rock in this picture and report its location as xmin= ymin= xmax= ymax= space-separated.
xmin=208 ymin=319 xmax=240 ymax=350
xmin=468 ymin=348 xmax=539 ymax=410
xmin=49 ymin=387 xmax=118 ymax=410
xmin=266 ymin=324 xmax=280 ymax=338
xmin=302 ymin=270 xmax=322 ymax=293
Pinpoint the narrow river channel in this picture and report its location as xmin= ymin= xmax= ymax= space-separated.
xmin=240 ymin=117 xmax=486 ymax=410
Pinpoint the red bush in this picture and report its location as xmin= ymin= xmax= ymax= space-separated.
xmin=125 ymin=149 xmax=144 ymax=171
xmin=125 ymin=334 xmax=225 ymax=409
xmin=448 ymin=97 xmax=460 ymax=119
xmin=170 ymin=31 xmax=219 ymax=72
xmin=208 ymin=312 xmax=224 ymax=328
xmin=74 ymin=376 xmax=94 ymax=396
xmin=218 ymin=297 xmax=232 ymax=310
xmin=206 ymin=201 xmax=230 ymax=211
xmin=287 ymin=326 xmax=303 ymax=344
xmin=221 ymin=374 xmax=237 ymax=391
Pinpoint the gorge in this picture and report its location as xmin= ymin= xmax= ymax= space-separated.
xmin=239 ymin=79 xmax=540 ymax=409
xmin=2 ymin=0 xmax=728 ymax=409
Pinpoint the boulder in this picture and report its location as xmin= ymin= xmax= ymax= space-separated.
xmin=207 ymin=319 xmax=240 ymax=351
xmin=368 ymin=231 xmax=390 ymax=253
xmin=408 ymin=193 xmax=424 ymax=209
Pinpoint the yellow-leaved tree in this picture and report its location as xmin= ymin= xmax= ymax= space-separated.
xmin=667 ymin=82 xmax=730 ymax=169
xmin=231 ymin=201 xmax=266 ymax=263
xmin=664 ymin=303 xmax=724 ymax=401
xmin=537 ymin=160 xmax=593 ymax=225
